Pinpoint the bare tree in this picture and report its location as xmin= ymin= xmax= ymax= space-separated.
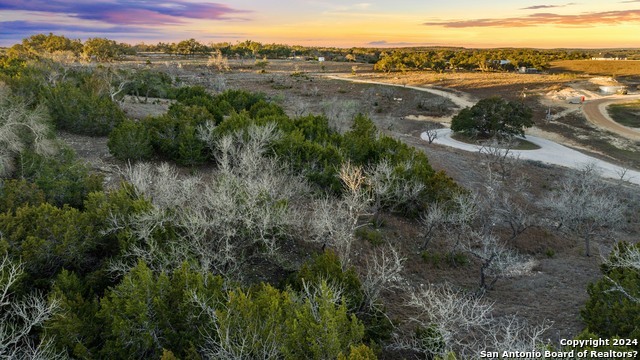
xmin=366 ymin=159 xmax=396 ymax=226
xmin=0 ymin=254 xmax=63 ymax=359
xmin=393 ymin=282 xmax=549 ymax=358
xmin=478 ymin=137 xmax=520 ymax=181
xmin=484 ymin=176 xmax=536 ymax=241
xmin=320 ymin=98 xmax=361 ymax=133
xmin=108 ymin=124 xmax=309 ymax=279
xmin=309 ymin=162 xmax=372 ymax=268
xmin=423 ymin=123 xmax=439 ymax=144
xmin=207 ymin=50 xmax=231 ymax=72
xmin=361 ymin=245 xmax=405 ymax=310
xmin=0 ymin=89 xmax=56 ymax=177
xmin=463 ymin=232 xmax=536 ymax=291
xmin=542 ymin=164 xmax=626 ymax=256
xmin=395 ymin=283 xmax=494 ymax=358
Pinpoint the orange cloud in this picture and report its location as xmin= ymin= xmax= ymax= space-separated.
xmin=424 ymin=9 xmax=640 ymax=28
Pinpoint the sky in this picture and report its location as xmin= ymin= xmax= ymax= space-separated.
xmin=1 ymin=0 xmax=639 ymax=48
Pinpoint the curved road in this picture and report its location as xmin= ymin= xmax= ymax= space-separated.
xmin=582 ymin=95 xmax=640 ymax=141
xmin=322 ymin=75 xmax=640 ymax=184
xmin=424 ymin=129 xmax=640 ymax=185
xmin=323 ymin=75 xmax=475 ymax=109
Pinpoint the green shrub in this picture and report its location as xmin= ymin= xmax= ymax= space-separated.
xmin=421 ymin=251 xmax=469 ymax=269
xmin=17 ymin=148 xmax=103 ymax=208
xmin=289 ymin=249 xmax=364 ymax=310
xmin=0 ymin=185 xmax=149 ymax=289
xmin=356 ymin=227 xmax=384 ymax=246
xmin=581 ymin=242 xmax=640 ymax=345
xmin=337 ymin=344 xmax=378 ymax=360
xmin=46 ymin=81 xmax=126 ymax=136
xmin=415 ymin=324 xmax=446 ymax=358
xmin=108 ymin=120 xmax=153 ymax=161
xmin=0 ymin=179 xmax=45 ymax=214
xmin=126 ymin=69 xmax=174 ymax=102
xmin=176 ymin=124 xmax=207 ymax=166
xmin=96 ymin=262 xmax=224 ymax=359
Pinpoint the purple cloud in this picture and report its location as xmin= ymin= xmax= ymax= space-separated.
xmin=520 ymin=3 xmax=577 ymax=10
xmin=0 ymin=20 xmax=156 ymax=37
xmin=0 ymin=0 xmax=249 ymax=25
xmin=424 ymin=9 xmax=640 ymax=27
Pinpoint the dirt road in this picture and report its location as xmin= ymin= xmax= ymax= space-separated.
xmin=322 ymin=75 xmax=476 ymax=109
xmin=582 ymin=95 xmax=640 ymax=141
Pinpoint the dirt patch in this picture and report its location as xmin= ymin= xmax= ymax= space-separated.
xmin=120 ymin=96 xmax=172 ymax=120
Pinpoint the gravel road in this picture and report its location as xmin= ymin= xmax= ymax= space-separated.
xmin=582 ymin=95 xmax=640 ymax=141
xmin=424 ymin=129 xmax=640 ymax=185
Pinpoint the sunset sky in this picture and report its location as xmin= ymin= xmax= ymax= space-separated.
xmin=1 ymin=0 xmax=639 ymax=48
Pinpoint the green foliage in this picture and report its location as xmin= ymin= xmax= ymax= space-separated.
xmin=173 ymin=85 xmax=210 ymax=102
xmin=108 ymin=120 xmax=153 ymax=161
xmin=0 ymin=185 xmax=149 ymax=289
xmin=337 ymin=344 xmax=378 ymax=360
xmin=289 ymin=249 xmax=364 ymax=310
xmin=415 ymin=324 xmax=447 ymax=358
xmin=47 ymin=270 xmax=103 ymax=358
xmin=20 ymin=33 xmax=83 ymax=57
xmin=283 ymin=281 xmax=365 ymax=360
xmin=176 ymin=124 xmax=207 ymax=166
xmin=97 ymin=261 xmax=223 ymax=359
xmin=217 ymin=89 xmax=265 ymax=113
xmin=0 ymin=63 xmax=50 ymax=106
xmin=581 ymin=242 xmax=640 ymax=344
xmin=46 ymin=80 xmax=126 ymax=136
xmin=0 ymin=203 xmax=98 ymax=285
xmin=49 ymin=261 xmax=369 ymax=359
xmin=0 ymin=55 xmax=27 ymax=77
xmin=342 ymin=114 xmax=380 ymax=164
xmin=17 ymin=148 xmax=103 ymax=208
xmin=356 ymin=227 xmax=384 ymax=246
xmin=451 ymin=97 xmax=533 ymax=138
xmin=83 ymin=38 xmax=122 ymax=62
xmin=421 ymin=251 xmax=469 ymax=269
xmin=127 ymin=69 xmax=174 ymax=102
xmin=0 ymin=179 xmax=45 ymax=214
xmin=286 ymin=251 xmax=394 ymax=343
xmin=141 ymin=109 xmax=210 ymax=165
xmin=49 ymin=261 xmax=222 ymax=359
xmin=373 ymin=48 xmax=583 ymax=73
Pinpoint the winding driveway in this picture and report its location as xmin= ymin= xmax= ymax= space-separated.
xmin=424 ymin=129 xmax=640 ymax=185
xmin=323 ymin=75 xmax=475 ymax=109
xmin=582 ymin=95 xmax=640 ymax=141
xmin=322 ymin=75 xmax=640 ymax=185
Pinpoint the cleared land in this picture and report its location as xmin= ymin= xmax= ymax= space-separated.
xmin=549 ymin=59 xmax=640 ymax=79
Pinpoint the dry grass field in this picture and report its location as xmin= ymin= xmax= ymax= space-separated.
xmin=549 ymin=59 xmax=640 ymax=79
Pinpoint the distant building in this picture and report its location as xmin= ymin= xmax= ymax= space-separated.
xmin=599 ymin=86 xmax=627 ymax=94
xmin=591 ymin=57 xmax=627 ymax=60
xmin=591 ymin=53 xmax=627 ymax=60
xmin=318 ymin=57 xmax=325 ymax=62
xmin=519 ymin=67 xmax=540 ymax=74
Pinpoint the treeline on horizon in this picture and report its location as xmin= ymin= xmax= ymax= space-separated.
xmin=1 ymin=32 xmax=639 ymax=359
xmin=3 ymin=33 xmax=640 ymax=72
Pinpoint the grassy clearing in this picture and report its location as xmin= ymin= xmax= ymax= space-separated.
xmin=607 ymin=100 xmax=640 ymax=128
xmin=451 ymin=133 xmax=541 ymax=150
xmin=549 ymin=60 xmax=640 ymax=78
